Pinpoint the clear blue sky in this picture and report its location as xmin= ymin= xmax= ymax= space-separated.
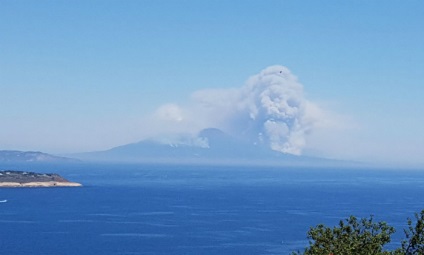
xmin=1 ymin=0 xmax=423 ymax=166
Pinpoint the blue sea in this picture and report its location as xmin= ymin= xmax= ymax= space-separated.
xmin=1 ymin=163 xmax=424 ymax=255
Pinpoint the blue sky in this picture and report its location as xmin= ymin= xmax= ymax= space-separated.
xmin=1 ymin=1 xmax=423 ymax=165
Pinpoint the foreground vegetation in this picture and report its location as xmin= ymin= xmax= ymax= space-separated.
xmin=293 ymin=210 xmax=424 ymax=255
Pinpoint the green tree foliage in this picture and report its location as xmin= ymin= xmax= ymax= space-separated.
xmin=293 ymin=210 xmax=424 ymax=255
xmin=292 ymin=215 xmax=395 ymax=255
xmin=399 ymin=210 xmax=424 ymax=255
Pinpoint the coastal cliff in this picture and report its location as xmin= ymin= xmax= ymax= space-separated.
xmin=0 ymin=170 xmax=82 ymax=188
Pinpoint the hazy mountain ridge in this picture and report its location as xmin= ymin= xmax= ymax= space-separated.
xmin=0 ymin=150 xmax=79 ymax=163
xmin=73 ymin=128 xmax=348 ymax=166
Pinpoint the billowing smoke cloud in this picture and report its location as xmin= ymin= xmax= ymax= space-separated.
xmin=238 ymin=65 xmax=313 ymax=155
xmin=148 ymin=65 xmax=325 ymax=155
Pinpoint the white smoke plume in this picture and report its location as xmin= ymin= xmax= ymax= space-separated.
xmin=149 ymin=65 xmax=325 ymax=155
xmin=238 ymin=65 xmax=314 ymax=155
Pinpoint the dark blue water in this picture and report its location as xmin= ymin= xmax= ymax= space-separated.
xmin=1 ymin=163 xmax=424 ymax=255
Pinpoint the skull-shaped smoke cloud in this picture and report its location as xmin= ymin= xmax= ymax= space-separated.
xmin=151 ymin=65 xmax=322 ymax=155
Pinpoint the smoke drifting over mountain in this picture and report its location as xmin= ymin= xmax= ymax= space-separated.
xmin=149 ymin=65 xmax=326 ymax=155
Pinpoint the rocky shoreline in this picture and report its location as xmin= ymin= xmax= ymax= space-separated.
xmin=0 ymin=170 xmax=82 ymax=188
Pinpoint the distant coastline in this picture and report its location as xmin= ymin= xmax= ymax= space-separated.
xmin=0 ymin=170 xmax=82 ymax=188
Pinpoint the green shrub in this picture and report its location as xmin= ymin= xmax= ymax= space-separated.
xmin=293 ymin=210 xmax=424 ymax=255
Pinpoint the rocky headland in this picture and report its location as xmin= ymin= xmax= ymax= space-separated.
xmin=0 ymin=170 xmax=82 ymax=188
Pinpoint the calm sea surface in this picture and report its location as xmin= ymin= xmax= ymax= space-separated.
xmin=1 ymin=163 xmax=424 ymax=255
